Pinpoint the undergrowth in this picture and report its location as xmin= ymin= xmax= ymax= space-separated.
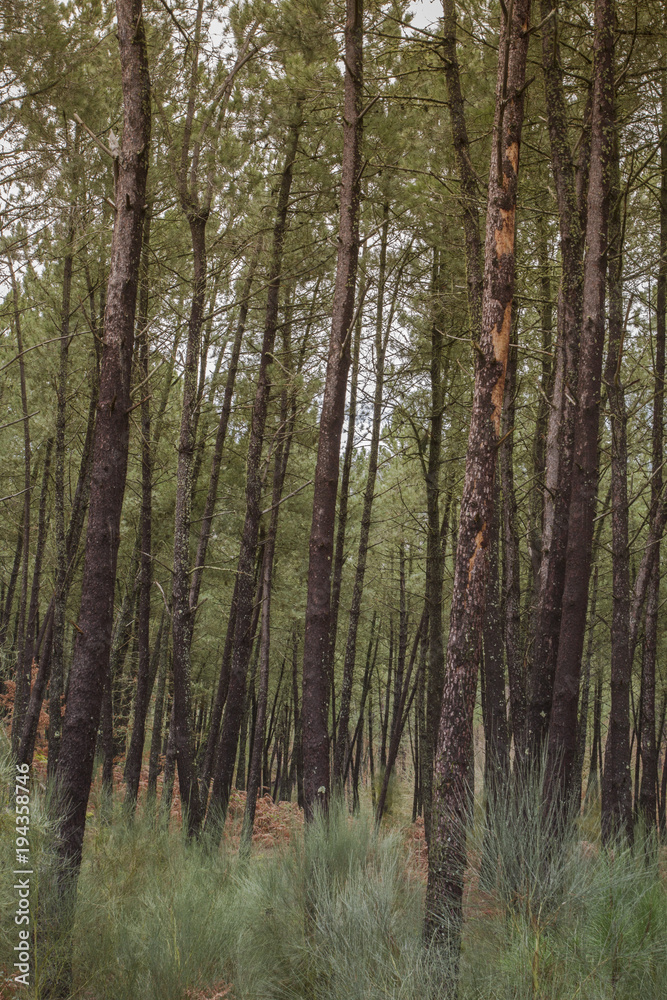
xmin=1 ymin=740 xmax=665 ymax=1000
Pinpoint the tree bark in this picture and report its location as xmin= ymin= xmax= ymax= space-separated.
xmin=500 ymin=342 xmax=524 ymax=755
xmin=328 ymin=274 xmax=363 ymax=721
xmin=9 ymin=261 xmax=32 ymax=755
xmin=638 ymin=66 xmax=667 ymax=833
xmin=124 ymin=203 xmax=154 ymax=811
xmin=147 ymin=613 xmax=168 ymax=800
xmin=601 ymin=127 xmax=633 ymax=844
xmin=482 ymin=472 xmax=510 ymax=779
xmin=301 ymin=0 xmax=364 ymax=820
xmin=545 ymin=0 xmax=614 ymax=816
xmin=47 ymin=0 xmax=150 ymax=987
xmin=526 ymin=0 xmax=587 ymax=757
xmin=425 ymin=0 xmax=532 ymax=955
xmin=423 ymin=246 xmax=448 ymax=843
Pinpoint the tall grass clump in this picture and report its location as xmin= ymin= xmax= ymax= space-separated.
xmin=231 ymin=796 xmax=426 ymax=1000
xmin=460 ymin=759 xmax=667 ymax=1000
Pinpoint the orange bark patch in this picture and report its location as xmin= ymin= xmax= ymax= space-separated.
xmin=494 ymin=207 xmax=515 ymax=258
xmin=467 ymin=527 xmax=486 ymax=581
xmin=506 ymin=141 xmax=519 ymax=173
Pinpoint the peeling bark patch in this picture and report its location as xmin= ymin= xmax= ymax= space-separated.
xmin=467 ymin=526 xmax=486 ymax=582
xmin=506 ymin=142 xmax=519 ymax=174
xmin=494 ymin=207 xmax=515 ymax=257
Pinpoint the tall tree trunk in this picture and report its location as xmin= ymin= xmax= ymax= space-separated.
xmin=241 ymin=364 xmax=294 ymax=845
xmin=639 ymin=67 xmax=667 ymax=833
xmin=124 ymin=204 xmax=154 ymax=811
xmin=423 ymin=246 xmax=448 ymax=843
xmin=328 ymin=277 xmax=363 ymax=715
xmin=601 ymin=128 xmax=632 ymax=844
xmin=333 ymin=204 xmax=389 ymax=785
xmin=425 ymin=0 xmax=531 ymax=956
xmin=301 ymin=0 xmax=364 ymax=820
xmin=198 ymin=576 xmax=237 ymax=795
xmin=206 ymin=121 xmax=300 ymax=833
xmin=573 ymin=562 xmax=599 ymax=805
xmin=482 ymin=473 xmax=510 ymax=780
xmin=147 ymin=613 xmax=168 ymax=800
xmin=170 ymin=209 xmax=209 ymax=835
xmin=47 ymin=0 xmax=150 ymax=987
xmin=545 ymin=0 xmax=614 ymax=816
xmin=10 ymin=261 xmax=32 ymax=755
xmin=585 ymin=671 xmax=603 ymax=806
xmin=441 ymin=0 xmax=483 ymax=334
xmin=526 ymin=0 xmax=587 ymax=757
xmin=501 ymin=342 xmax=524 ymax=755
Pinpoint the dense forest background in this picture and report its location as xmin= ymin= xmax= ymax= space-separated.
xmin=1 ymin=0 xmax=667 ymax=997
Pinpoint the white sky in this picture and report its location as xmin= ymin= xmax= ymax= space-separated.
xmin=407 ymin=0 xmax=441 ymax=31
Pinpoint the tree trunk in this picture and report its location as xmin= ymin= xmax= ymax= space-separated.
xmin=301 ymin=0 xmax=363 ymax=819
xmin=206 ymin=121 xmax=300 ymax=833
xmin=147 ymin=615 xmax=168 ymax=800
xmin=545 ymin=0 xmax=614 ymax=816
xmin=242 ymin=316 xmax=296 ymax=844
xmin=124 ymin=204 xmax=154 ymax=811
xmin=585 ymin=671 xmax=603 ymax=806
xmin=198 ymin=575 xmax=238 ymax=793
xmin=328 ymin=271 xmax=363 ymax=687
xmin=46 ymin=1 xmax=150 ymax=985
xmin=423 ymin=247 xmax=448 ymax=843
xmin=601 ymin=126 xmax=633 ymax=844
xmin=333 ymin=203 xmax=389 ymax=785
xmin=526 ymin=0 xmax=587 ymax=757
xmin=170 ymin=209 xmax=209 ymax=835
xmin=638 ymin=67 xmax=667 ymax=834
xmin=573 ymin=563 xmax=599 ymax=805
xmin=482 ymin=472 xmax=510 ymax=780
xmin=425 ymin=0 xmax=531 ymax=956
xmin=500 ymin=342 xmax=524 ymax=756
xmin=10 ymin=261 xmax=32 ymax=755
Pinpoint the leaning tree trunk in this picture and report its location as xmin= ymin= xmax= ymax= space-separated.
xmin=301 ymin=0 xmax=363 ymax=819
xmin=545 ymin=0 xmax=614 ymax=817
xmin=47 ymin=0 xmax=150 ymax=989
xmin=425 ymin=0 xmax=532 ymax=959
